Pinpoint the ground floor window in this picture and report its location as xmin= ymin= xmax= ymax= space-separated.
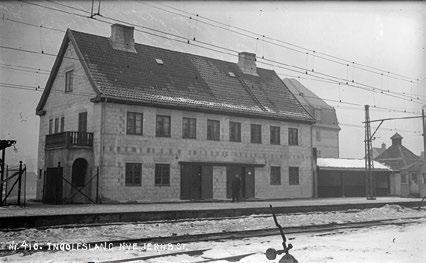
xmin=270 ymin=166 xmax=281 ymax=185
xmin=125 ymin=163 xmax=142 ymax=186
xmin=155 ymin=164 xmax=170 ymax=186
xmin=289 ymin=167 xmax=299 ymax=185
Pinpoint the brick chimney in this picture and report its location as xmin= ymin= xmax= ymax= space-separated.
xmin=237 ymin=52 xmax=257 ymax=75
xmin=110 ymin=24 xmax=136 ymax=53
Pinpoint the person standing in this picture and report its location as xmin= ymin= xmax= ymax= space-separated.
xmin=231 ymin=174 xmax=241 ymax=202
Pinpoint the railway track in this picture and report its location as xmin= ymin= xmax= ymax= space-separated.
xmin=1 ymin=215 xmax=424 ymax=258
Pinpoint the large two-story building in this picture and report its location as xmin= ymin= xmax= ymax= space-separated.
xmin=35 ymin=24 xmax=344 ymax=203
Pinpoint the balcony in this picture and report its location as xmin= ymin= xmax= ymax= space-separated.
xmin=45 ymin=131 xmax=93 ymax=150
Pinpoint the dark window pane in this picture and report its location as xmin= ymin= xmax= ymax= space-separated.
xmin=270 ymin=166 xmax=281 ymax=185
xmin=288 ymin=128 xmax=298 ymax=145
xmin=207 ymin=120 xmax=220 ymax=140
xmin=251 ymin=124 xmax=262 ymax=144
xmin=127 ymin=112 xmax=143 ymax=135
xmin=65 ymin=70 xmax=73 ymax=92
xmin=78 ymin=112 xmax=87 ymax=132
xmin=60 ymin=117 xmax=65 ymax=132
xmin=156 ymin=115 xmax=171 ymax=137
xmin=125 ymin=163 xmax=142 ymax=186
xmin=54 ymin=118 xmax=59 ymax=133
xmin=182 ymin=117 xmax=196 ymax=139
xmin=229 ymin=122 xmax=241 ymax=142
xmin=270 ymin=126 xmax=280 ymax=145
xmin=49 ymin=119 xmax=53 ymax=134
xmin=155 ymin=164 xmax=170 ymax=186
xmin=289 ymin=167 xmax=299 ymax=185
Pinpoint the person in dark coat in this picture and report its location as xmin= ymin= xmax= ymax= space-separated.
xmin=231 ymin=174 xmax=241 ymax=202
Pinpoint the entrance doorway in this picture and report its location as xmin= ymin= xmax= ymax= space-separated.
xmin=226 ymin=165 xmax=255 ymax=200
xmin=43 ymin=166 xmax=63 ymax=204
xmin=180 ymin=164 xmax=213 ymax=200
xmin=72 ymin=158 xmax=88 ymax=187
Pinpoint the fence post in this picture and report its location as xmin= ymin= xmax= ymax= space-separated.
xmin=17 ymin=161 xmax=22 ymax=206
xmin=23 ymin=165 xmax=26 ymax=207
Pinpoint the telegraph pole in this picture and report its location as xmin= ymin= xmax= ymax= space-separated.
xmin=364 ymin=105 xmax=375 ymax=200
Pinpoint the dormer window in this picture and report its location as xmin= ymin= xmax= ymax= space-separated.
xmin=228 ymin=72 xmax=236 ymax=77
xmin=155 ymin=58 xmax=164 ymax=65
xmin=65 ymin=70 xmax=73 ymax=92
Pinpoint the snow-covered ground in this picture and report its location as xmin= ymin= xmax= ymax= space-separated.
xmin=2 ymin=217 xmax=425 ymax=262
xmin=1 ymin=204 xmax=425 ymax=245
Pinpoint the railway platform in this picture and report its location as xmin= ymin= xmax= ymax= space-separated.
xmin=0 ymin=197 xmax=422 ymax=229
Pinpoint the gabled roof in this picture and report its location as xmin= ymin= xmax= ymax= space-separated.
xmin=317 ymin=158 xmax=392 ymax=172
xmin=36 ymin=29 xmax=314 ymax=123
xmin=283 ymin=78 xmax=339 ymax=129
xmin=375 ymin=134 xmax=422 ymax=170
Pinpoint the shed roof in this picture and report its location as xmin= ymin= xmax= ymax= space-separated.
xmin=317 ymin=158 xmax=393 ymax=172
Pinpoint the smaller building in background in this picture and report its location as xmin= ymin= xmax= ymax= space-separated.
xmin=372 ymin=143 xmax=387 ymax=159
xmin=316 ymin=157 xmax=393 ymax=197
xmin=284 ymin=79 xmax=340 ymax=158
xmin=375 ymin=133 xmax=424 ymax=197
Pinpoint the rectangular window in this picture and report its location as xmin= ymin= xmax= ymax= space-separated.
xmin=401 ymin=174 xmax=407 ymax=184
xmin=422 ymin=173 xmax=426 ymax=184
xmin=127 ymin=112 xmax=143 ymax=135
xmin=251 ymin=124 xmax=262 ymax=144
xmin=49 ymin=119 xmax=53 ymax=134
xmin=182 ymin=117 xmax=196 ymax=139
xmin=288 ymin=128 xmax=299 ymax=145
xmin=60 ymin=117 xmax=65 ymax=132
xmin=289 ymin=167 xmax=299 ymax=185
xmin=270 ymin=126 xmax=280 ymax=145
xmin=155 ymin=164 xmax=170 ymax=186
xmin=207 ymin=119 xmax=220 ymax=141
xmin=54 ymin=118 xmax=59 ymax=133
xmin=270 ymin=166 xmax=281 ymax=185
xmin=65 ymin=70 xmax=73 ymax=92
xmin=78 ymin=112 xmax=87 ymax=132
xmin=156 ymin=115 xmax=171 ymax=137
xmin=125 ymin=163 xmax=142 ymax=186
xmin=229 ymin=121 xmax=241 ymax=142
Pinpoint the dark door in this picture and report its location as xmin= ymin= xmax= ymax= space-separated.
xmin=43 ymin=167 xmax=63 ymax=204
xmin=180 ymin=164 xmax=194 ymax=200
xmin=226 ymin=166 xmax=255 ymax=199
xmin=78 ymin=112 xmax=87 ymax=132
xmin=201 ymin=166 xmax=213 ymax=200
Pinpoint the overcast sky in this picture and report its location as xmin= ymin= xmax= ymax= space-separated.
xmin=0 ymin=1 xmax=425 ymax=171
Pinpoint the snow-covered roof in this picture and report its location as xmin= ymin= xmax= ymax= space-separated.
xmin=317 ymin=158 xmax=393 ymax=171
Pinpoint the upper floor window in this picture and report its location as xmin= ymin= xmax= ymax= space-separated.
xmin=54 ymin=118 xmax=59 ymax=133
xmin=155 ymin=164 xmax=170 ymax=186
xmin=289 ymin=167 xmax=299 ymax=185
xmin=65 ymin=70 xmax=73 ymax=92
xmin=207 ymin=119 xmax=220 ymax=141
xmin=288 ymin=128 xmax=299 ymax=145
xmin=78 ymin=112 xmax=87 ymax=132
xmin=156 ymin=115 xmax=171 ymax=137
xmin=251 ymin=124 xmax=262 ymax=144
xmin=60 ymin=117 xmax=65 ymax=132
xmin=229 ymin=121 xmax=241 ymax=142
xmin=127 ymin=112 xmax=143 ymax=135
xmin=270 ymin=166 xmax=281 ymax=185
xmin=49 ymin=119 xmax=53 ymax=134
xmin=125 ymin=163 xmax=142 ymax=186
xmin=270 ymin=126 xmax=280 ymax=145
xmin=182 ymin=117 xmax=196 ymax=139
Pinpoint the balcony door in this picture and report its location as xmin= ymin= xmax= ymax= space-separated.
xmin=78 ymin=112 xmax=87 ymax=132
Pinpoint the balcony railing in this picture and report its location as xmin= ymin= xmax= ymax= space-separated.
xmin=45 ymin=131 xmax=93 ymax=149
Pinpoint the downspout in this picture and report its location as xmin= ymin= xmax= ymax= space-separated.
xmin=99 ymin=97 xmax=107 ymax=203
